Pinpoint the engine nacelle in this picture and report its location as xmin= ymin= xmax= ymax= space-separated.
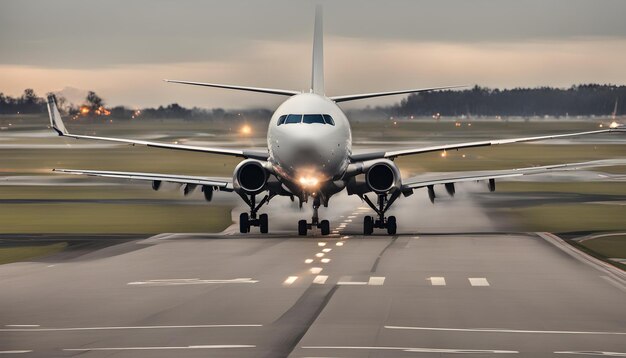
xmin=233 ymin=159 xmax=268 ymax=195
xmin=365 ymin=160 xmax=401 ymax=193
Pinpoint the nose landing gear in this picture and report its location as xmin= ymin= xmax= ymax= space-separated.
xmin=360 ymin=190 xmax=400 ymax=235
xmin=297 ymin=196 xmax=330 ymax=236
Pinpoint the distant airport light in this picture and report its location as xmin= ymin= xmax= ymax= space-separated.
xmin=441 ymin=150 xmax=448 ymax=158
xmin=239 ymin=124 xmax=252 ymax=135
xmin=609 ymin=121 xmax=620 ymax=129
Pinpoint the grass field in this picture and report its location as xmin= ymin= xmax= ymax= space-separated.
xmin=0 ymin=242 xmax=67 ymax=265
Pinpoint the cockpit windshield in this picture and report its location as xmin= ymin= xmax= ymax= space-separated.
xmin=277 ymin=114 xmax=335 ymax=126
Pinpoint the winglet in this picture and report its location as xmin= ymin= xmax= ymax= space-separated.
xmin=46 ymin=95 xmax=68 ymax=136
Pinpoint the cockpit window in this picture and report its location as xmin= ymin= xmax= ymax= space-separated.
xmin=285 ymin=114 xmax=302 ymax=124
xmin=303 ymin=114 xmax=325 ymax=124
xmin=277 ymin=114 xmax=335 ymax=125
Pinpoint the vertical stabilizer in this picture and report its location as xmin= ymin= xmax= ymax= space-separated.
xmin=311 ymin=5 xmax=324 ymax=95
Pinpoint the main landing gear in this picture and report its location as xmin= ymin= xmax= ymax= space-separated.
xmin=361 ymin=191 xmax=401 ymax=235
xmin=298 ymin=196 xmax=330 ymax=236
xmin=238 ymin=193 xmax=273 ymax=234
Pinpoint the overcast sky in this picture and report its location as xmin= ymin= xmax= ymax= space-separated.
xmin=2 ymin=0 xmax=626 ymax=109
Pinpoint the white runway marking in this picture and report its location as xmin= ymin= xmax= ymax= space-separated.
xmin=348 ymin=216 xmax=356 ymax=219
xmin=64 ymin=345 xmax=256 ymax=352
xmin=283 ymin=276 xmax=298 ymax=285
xmin=0 ymin=351 xmax=32 ymax=354
xmin=554 ymin=351 xmax=626 ymax=356
xmin=128 ymin=278 xmax=258 ymax=286
xmin=304 ymin=259 xmax=314 ymax=264
xmin=313 ymin=275 xmax=328 ymax=284
xmin=428 ymin=277 xmax=446 ymax=286
xmin=468 ymin=277 xmax=490 ymax=286
xmin=302 ymin=346 xmax=518 ymax=354
xmin=0 ymin=324 xmax=262 ymax=332
xmin=317 ymin=242 xmax=326 ymax=247
xmin=337 ymin=281 xmax=368 ymax=285
xmin=368 ymin=277 xmax=386 ymax=286
xmin=5 ymin=325 xmax=39 ymax=328
xmin=316 ymin=252 xmax=325 ymax=257
xmin=384 ymin=326 xmax=626 ymax=335
xmin=322 ymin=248 xmax=331 ymax=253
xmin=321 ymin=258 xmax=331 ymax=263
xmin=310 ymin=267 xmax=323 ymax=274
xmin=336 ymin=242 xmax=344 ymax=246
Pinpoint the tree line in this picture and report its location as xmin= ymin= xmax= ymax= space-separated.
xmin=0 ymin=84 xmax=623 ymax=119
xmin=394 ymin=84 xmax=624 ymax=117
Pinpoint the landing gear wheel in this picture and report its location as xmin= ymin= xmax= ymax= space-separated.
xmin=239 ymin=213 xmax=250 ymax=234
xmin=259 ymin=213 xmax=269 ymax=234
xmin=298 ymin=219 xmax=308 ymax=236
xmin=387 ymin=215 xmax=397 ymax=235
xmin=364 ymin=216 xmax=374 ymax=235
xmin=320 ymin=220 xmax=330 ymax=236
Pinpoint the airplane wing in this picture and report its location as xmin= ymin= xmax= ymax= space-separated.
xmin=46 ymin=95 xmax=268 ymax=160
xmin=330 ymin=85 xmax=465 ymax=103
xmin=53 ymin=169 xmax=234 ymax=191
xmin=402 ymin=159 xmax=626 ymax=193
xmin=351 ymin=126 xmax=625 ymax=162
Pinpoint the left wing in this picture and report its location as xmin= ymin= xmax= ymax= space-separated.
xmin=352 ymin=126 xmax=625 ymax=162
xmin=54 ymin=169 xmax=234 ymax=192
xmin=46 ymin=95 xmax=268 ymax=160
xmin=402 ymin=159 xmax=626 ymax=193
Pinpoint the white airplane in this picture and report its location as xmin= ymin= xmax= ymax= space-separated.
xmin=47 ymin=7 xmax=624 ymax=236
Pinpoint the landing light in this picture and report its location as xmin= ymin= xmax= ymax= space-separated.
xmin=299 ymin=176 xmax=319 ymax=187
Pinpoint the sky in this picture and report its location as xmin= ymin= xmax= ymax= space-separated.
xmin=2 ymin=0 xmax=626 ymax=109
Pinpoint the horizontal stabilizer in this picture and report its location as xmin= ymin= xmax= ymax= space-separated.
xmin=164 ymin=79 xmax=300 ymax=97
xmin=330 ymin=85 xmax=466 ymax=103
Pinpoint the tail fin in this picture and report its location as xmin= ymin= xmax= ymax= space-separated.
xmin=311 ymin=5 xmax=324 ymax=95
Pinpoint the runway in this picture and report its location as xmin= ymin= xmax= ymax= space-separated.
xmin=1 ymin=228 xmax=625 ymax=357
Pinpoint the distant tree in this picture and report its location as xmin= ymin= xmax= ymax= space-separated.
xmin=85 ymin=91 xmax=104 ymax=111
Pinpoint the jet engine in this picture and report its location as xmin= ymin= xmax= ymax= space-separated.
xmin=233 ymin=159 xmax=268 ymax=195
xmin=365 ymin=160 xmax=401 ymax=193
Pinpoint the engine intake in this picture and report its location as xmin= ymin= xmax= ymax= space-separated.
xmin=365 ymin=160 xmax=401 ymax=193
xmin=233 ymin=159 xmax=268 ymax=194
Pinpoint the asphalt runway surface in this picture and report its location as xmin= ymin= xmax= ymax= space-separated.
xmin=1 ymin=222 xmax=625 ymax=357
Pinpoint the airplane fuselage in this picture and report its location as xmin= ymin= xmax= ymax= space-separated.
xmin=267 ymin=93 xmax=352 ymax=197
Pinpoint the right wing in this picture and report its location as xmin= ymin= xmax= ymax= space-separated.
xmin=46 ymin=95 xmax=268 ymax=160
xmin=351 ymin=126 xmax=625 ymax=162
xmin=54 ymin=169 xmax=233 ymax=191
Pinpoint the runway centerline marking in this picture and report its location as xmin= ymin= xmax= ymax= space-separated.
xmin=321 ymin=258 xmax=331 ymax=263
xmin=428 ymin=277 xmax=446 ymax=286
xmin=322 ymin=248 xmax=332 ymax=253
xmin=0 ymin=324 xmax=262 ymax=332
xmin=313 ymin=275 xmax=328 ymax=284
xmin=283 ymin=276 xmax=298 ymax=285
xmin=469 ymin=277 xmax=490 ymax=286
xmin=304 ymin=259 xmax=314 ymax=264
xmin=310 ymin=267 xmax=323 ymax=274
xmin=385 ymin=326 xmax=626 ymax=335
xmin=302 ymin=346 xmax=518 ymax=354
xmin=127 ymin=278 xmax=258 ymax=286
xmin=63 ymin=345 xmax=256 ymax=352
